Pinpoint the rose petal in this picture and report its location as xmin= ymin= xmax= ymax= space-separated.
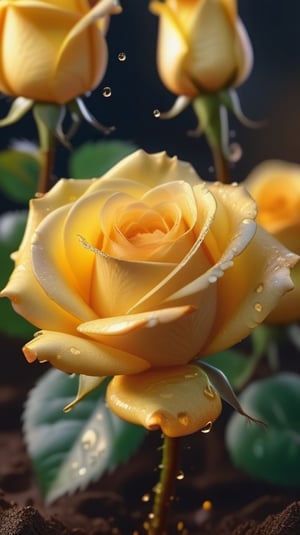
xmin=23 ymin=331 xmax=150 ymax=376
xmin=87 ymin=150 xmax=202 ymax=190
xmin=78 ymin=305 xmax=201 ymax=366
xmin=127 ymin=182 xmax=216 ymax=313
xmin=204 ymin=227 xmax=298 ymax=354
xmin=31 ymin=204 xmax=97 ymax=322
xmin=1 ymin=180 xmax=90 ymax=331
xmin=106 ymin=365 xmax=222 ymax=437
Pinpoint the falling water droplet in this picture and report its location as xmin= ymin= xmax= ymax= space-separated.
xmin=177 ymin=412 xmax=189 ymax=426
xmin=118 ymin=51 xmax=127 ymax=61
xmin=176 ymin=470 xmax=184 ymax=480
xmin=102 ymin=86 xmax=112 ymax=97
xmin=201 ymin=421 xmax=213 ymax=434
xmin=153 ymin=109 xmax=161 ymax=118
xmin=203 ymin=384 xmax=216 ymax=400
xmin=202 ymin=500 xmax=213 ymax=511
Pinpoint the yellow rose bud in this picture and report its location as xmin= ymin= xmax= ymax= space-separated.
xmin=0 ymin=0 xmax=121 ymax=104
xmin=245 ymin=160 xmax=300 ymax=324
xmin=1 ymin=151 xmax=297 ymax=436
xmin=150 ymin=0 xmax=253 ymax=97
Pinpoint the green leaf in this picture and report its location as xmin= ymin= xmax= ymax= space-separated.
xmin=0 ymin=150 xmax=40 ymax=202
xmin=225 ymin=372 xmax=300 ymax=487
xmin=23 ymin=369 xmax=146 ymax=503
xmin=0 ymin=211 xmax=35 ymax=338
xmin=203 ymin=349 xmax=259 ymax=390
xmin=69 ymin=140 xmax=138 ymax=178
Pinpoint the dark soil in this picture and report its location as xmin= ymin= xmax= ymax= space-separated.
xmin=1 ymin=335 xmax=300 ymax=534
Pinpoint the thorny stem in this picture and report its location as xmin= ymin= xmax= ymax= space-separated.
xmin=148 ymin=435 xmax=181 ymax=535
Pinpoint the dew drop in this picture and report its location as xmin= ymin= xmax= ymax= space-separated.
xmin=177 ymin=412 xmax=189 ymax=426
xmin=208 ymin=274 xmax=218 ymax=284
xmin=203 ymin=384 xmax=216 ymax=400
xmin=118 ymin=51 xmax=127 ymax=61
xmin=201 ymin=421 xmax=213 ymax=434
xmin=242 ymin=218 xmax=252 ymax=225
xmin=255 ymin=283 xmax=264 ymax=294
xmin=78 ymin=467 xmax=87 ymax=476
xmin=254 ymin=302 xmax=263 ymax=313
xmin=176 ymin=470 xmax=184 ymax=480
xmin=141 ymin=493 xmax=151 ymax=503
xmin=153 ymin=109 xmax=161 ymax=118
xmin=102 ymin=86 xmax=112 ymax=97
xmin=81 ymin=429 xmax=97 ymax=450
xmin=70 ymin=347 xmax=80 ymax=355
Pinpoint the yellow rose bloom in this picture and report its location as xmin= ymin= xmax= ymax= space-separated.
xmin=150 ymin=0 xmax=253 ymax=98
xmin=245 ymin=160 xmax=300 ymax=324
xmin=1 ymin=151 xmax=297 ymax=436
xmin=0 ymin=0 xmax=120 ymax=104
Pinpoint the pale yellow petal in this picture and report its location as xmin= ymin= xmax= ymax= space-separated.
xmin=204 ymin=227 xmax=298 ymax=354
xmin=106 ymin=365 xmax=222 ymax=437
xmin=23 ymin=331 xmax=150 ymax=376
xmin=80 ymin=239 xmax=173 ymax=316
xmin=0 ymin=180 xmax=91 ymax=332
xmin=31 ymin=204 xmax=97 ymax=322
xmin=267 ymin=261 xmax=300 ymax=324
xmin=87 ymin=150 xmax=202 ymax=191
xmin=78 ymin=305 xmax=200 ymax=366
xmin=150 ymin=1 xmax=198 ymax=96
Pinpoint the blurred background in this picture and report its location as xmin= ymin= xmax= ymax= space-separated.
xmin=1 ymin=0 xmax=300 ymax=204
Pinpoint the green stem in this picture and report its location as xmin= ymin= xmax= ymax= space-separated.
xmin=37 ymin=140 xmax=56 ymax=194
xmin=33 ymin=103 xmax=58 ymax=194
xmin=211 ymin=143 xmax=231 ymax=184
xmin=148 ymin=435 xmax=181 ymax=535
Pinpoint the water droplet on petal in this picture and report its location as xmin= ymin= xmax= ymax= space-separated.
xmin=201 ymin=421 xmax=213 ymax=434
xmin=208 ymin=274 xmax=218 ymax=284
xmin=118 ymin=51 xmax=126 ymax=61
xmin=153 ymin=109 xmax=161 ymax=118
xmin=102 ymin=86 xmax=112 ymax=97
xmin=177 ymin=412 xmax=189 ymax=426
xmin=242 ymin=218 xmax=252 ymax=225
xmin=78 ymin=467 xmax=87 ymax=476
xmin=70 ymin=347 xmax=80 ymax=355
xmin=256 ymin=283 xmax=264 ymax=294
xmin=254 ymin=302 xmax=263 ymax=313
xmin=203 ymin=384 xmax=216 ymax=400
